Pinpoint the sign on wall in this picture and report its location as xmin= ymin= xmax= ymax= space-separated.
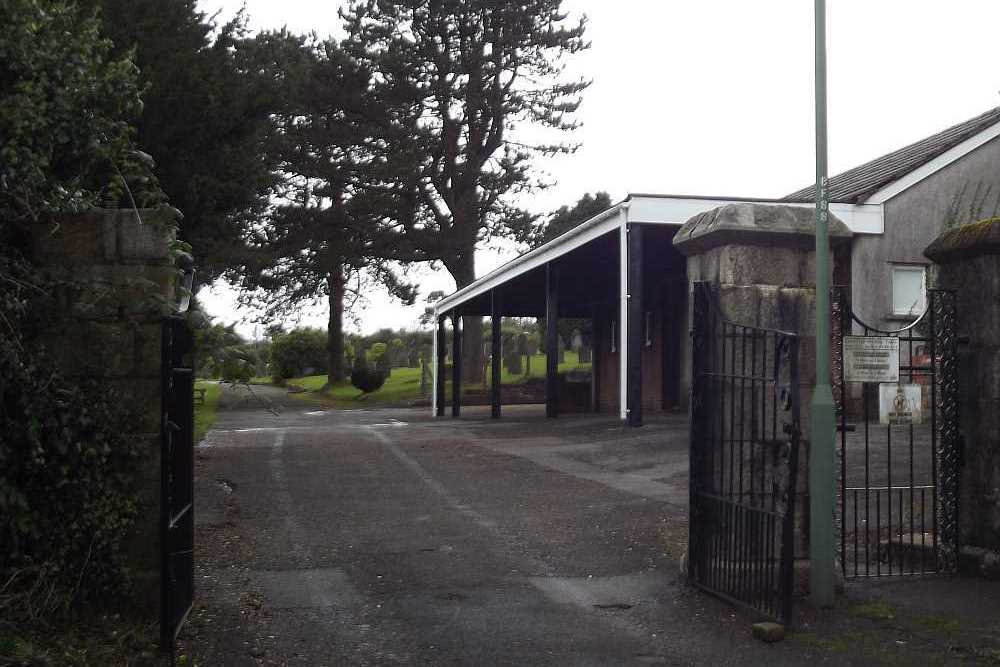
xmin=879 ymin=383 xmax=923 ymax=425
xmin=844 ymin=336 xmax=899 ymax=383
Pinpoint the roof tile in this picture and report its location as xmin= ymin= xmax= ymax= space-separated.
xmin=784 ymin=106 xmax=1000 ymax=203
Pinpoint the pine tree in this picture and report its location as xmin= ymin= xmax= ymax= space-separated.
xmin=342 ymin=0 xmax=590 ymax=381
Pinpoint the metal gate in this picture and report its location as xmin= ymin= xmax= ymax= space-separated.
xmin=160 ymin=315 xmax=195 ymax=651
xmin=833 ymin=286 xmax=960 ymax=578
xmin=689 ymin=282 xmax=802 ymax=623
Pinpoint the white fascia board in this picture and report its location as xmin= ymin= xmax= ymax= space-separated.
xmin=865 ymin=121 xmax=1000 ymax=205
xmin=627 ymin=194 xmax=883 ymax=234
xmin=433 ymin=203 xmax=624 ymax=315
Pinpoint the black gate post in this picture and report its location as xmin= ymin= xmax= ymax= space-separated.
xmin=933 ymin=289 xmax=961 ymax=572
xmin=160 ymin=316 xmax=195 ymax=652
xmin=436 ymin=316 xmax=446 ymax=417
xmin=546 ymin=264 xmax=559 ymax=418
xmin=451 ymin=312 xmax=461 ymax=417
xmin=491 ymin=290 xmax=502 ymax=419
xmin=627 ymin=224 xmax=643 ymax=426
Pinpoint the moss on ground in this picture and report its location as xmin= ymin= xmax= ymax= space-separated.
xmin=850 ymin=600 xmax=896 ymax=621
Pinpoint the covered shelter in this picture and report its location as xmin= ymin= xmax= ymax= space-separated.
xmin=431 ymin=193 xmax=880 ymax=426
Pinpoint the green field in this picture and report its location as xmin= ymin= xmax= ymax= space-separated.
xmin=194 ymin=380 xmax=222 ymax=442
xmin=281 ymin=351 xmax=590 ymax=408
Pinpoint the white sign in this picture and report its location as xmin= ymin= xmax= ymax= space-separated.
xmin=879 ymin=384 xmax=923 ymax=425
xmin=844 ymin=336 xmax=899 ymax=383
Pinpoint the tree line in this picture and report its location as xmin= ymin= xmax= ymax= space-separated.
xmin=0 ymin=0 xmax=613 ymax=639
xmin=73 ymin=0 xmax=604 ymax=390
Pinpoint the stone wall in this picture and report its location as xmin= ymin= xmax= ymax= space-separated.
xmin=925 ymin=218 xmax=1000 ymax=560
xmin=30 ymin=207 xmax=177 ymax=599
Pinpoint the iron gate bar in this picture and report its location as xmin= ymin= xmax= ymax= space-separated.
xmin=832 ymin=286 xmax=959 ymax=579
xmin=689 ymin=283 xmax=801 ymax=624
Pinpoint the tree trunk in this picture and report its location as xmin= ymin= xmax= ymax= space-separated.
xmin=326 ymin=263 xmax=346 ymax=387
xmin=445 ymin=249 xmax=485 ymax=384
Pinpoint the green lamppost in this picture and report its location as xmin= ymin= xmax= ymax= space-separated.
xmin=810 ymin=0 xmax=835 ymax=607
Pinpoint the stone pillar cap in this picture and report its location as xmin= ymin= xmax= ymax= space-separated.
xmin=672 ymin=203 xmax=852 ymax=256
xmin=924 ymin=217 xmax=1000 ymax=263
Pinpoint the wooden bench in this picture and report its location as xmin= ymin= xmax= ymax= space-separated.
xmin=194 ymin=387 xmax=207 ymax=405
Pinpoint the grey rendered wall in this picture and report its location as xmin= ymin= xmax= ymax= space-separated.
xmin=851 ymin=136 xmax=1000 ymax=326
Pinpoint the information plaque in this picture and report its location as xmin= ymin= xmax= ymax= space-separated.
xmin=844 ymin=336 xmax=899 ymax=383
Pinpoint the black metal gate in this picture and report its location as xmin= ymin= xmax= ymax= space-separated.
xmin=160 ymin=315 xmax=195 ymax=651
xmin=833 ymin=287 xmax=960 ymax=578
xmin=689 ymin=282 xmax=802 ymax=623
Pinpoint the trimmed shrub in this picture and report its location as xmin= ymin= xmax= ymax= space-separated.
xmin=351 ymin=367 xmax=387 ymax=393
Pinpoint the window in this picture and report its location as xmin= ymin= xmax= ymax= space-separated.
xmin=891 ymin=265 xmax=926 ymax=317
xmin=644 ymin=310 xmax=654 ymax=348
xmin=610 ymin=320 xmax=616 ymax=354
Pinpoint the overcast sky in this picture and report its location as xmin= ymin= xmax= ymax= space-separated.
xmin=196 ymin=0 xmax=1000 ymax=339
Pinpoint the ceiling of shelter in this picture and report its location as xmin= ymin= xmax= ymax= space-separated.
xmin=448 ymin=224 xmax=685 ymax=319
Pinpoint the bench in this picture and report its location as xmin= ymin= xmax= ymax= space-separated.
xmin=194 ymin=387 xmax=207 ymax=405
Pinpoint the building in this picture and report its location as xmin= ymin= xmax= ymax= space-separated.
xmin=431 ymin=105 xmax=1000 ymax=425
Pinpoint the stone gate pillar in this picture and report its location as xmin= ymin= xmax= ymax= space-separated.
xmin=925 ymin=218 xmax=1000 ymax=573
xmin=674 ymin=203 xmax=852 ymax=573
xmin=30 ymin=208 xmax=179 ymax=602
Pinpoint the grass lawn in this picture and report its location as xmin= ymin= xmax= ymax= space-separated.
xmin=281 ymin=351 xmax=591 ymax=408
xmin=286 ymin=366 xmax=427 ymax=408
xmin=194 ymin=380 xmax=222 ymax=443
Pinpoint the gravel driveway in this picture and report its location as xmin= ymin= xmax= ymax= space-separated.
xmin=178 ymin=385 xmax=1000 ymax=665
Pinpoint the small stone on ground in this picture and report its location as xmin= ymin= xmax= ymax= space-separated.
xmin=752 ymin=622 xmax=786 ymax=643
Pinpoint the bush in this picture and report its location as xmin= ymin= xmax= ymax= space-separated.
xmin=369 ymin=342 xmax=388 ymax=362
xmin=269 ymin=327 xmax=327 ymax=382
xmin=0 ymin=0 xmax=161 ymax=222
xmin=0 ymin=261 xmax=140 ymax=618
xmin=351 ymin=367 xmax=387 ymax=393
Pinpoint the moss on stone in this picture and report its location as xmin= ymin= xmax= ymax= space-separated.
xmin=925 ymin=216 xmax=1000 ymax=262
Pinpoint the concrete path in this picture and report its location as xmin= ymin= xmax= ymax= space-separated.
xmin=181 ymin=386 xmax=1000 ymax=665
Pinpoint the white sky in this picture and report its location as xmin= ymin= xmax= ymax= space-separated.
xmin=196 ymin=0 xmax=1000 ymax=339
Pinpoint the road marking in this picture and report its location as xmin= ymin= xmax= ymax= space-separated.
xmin=268 ymin=429 xmax=335 ymax=608
xmin=367 ymin=428 xmax=497 ymax=531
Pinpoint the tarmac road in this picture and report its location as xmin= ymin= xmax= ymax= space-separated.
xmin=181 ymin=384 xmax=1000 ymax=666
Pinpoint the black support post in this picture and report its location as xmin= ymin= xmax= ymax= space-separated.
xmin=435 ymin=317 xmax=446 ymax=416
xmin=451 ymin=312 xmax=461 ymax=417
xmin=591 ymin=305 xmax=601 ymax=413
xmin=627 ymin=224 xmax=643 ymax=427
xmin=546 ymin=264 xmax=559 ymax=418
xmin=491 ymin=290 xmax=502 ymax=419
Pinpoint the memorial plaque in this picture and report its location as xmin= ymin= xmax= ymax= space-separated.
xmin=879 ymin=383 xmax=922 ymax=425
xmin=844 ymin=336 xmax=899 ymax=383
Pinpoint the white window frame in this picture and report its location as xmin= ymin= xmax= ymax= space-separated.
xmin=890 ymin=264 xmax=927 ymax=317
